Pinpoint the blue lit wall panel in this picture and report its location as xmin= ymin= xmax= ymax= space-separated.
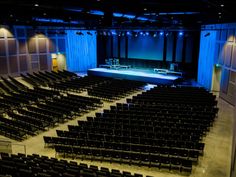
xmin=197 ymin=30 xmax=217 ymax=90
xmin=175 ymin=36 xmax=184 ymax=62
xmin=65 ymin=30 xmax=97 ymax=72
xmin=166 ymin=35 xmax=174 ymax=62
xmin=127 ymin=35 xmax=164 ymax=60
xmin=113 ymin=36 xmax=118 ymax=57
xmin=185 ymin=37 xmax=193 ymax=63
xmin=120 ymin=37 xmax=126 ymax=58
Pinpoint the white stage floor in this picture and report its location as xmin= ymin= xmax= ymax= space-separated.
xmin=87 ymin=68 xmax=180 ymax=84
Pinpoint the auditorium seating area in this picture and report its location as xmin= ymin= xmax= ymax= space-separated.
xmin=43 ymin=85 xmax=218 ymax=174
xmin=0 ymin=153 xmax=150 ymax=177
xmin=0 ymin=71 xmax=144 ymax=141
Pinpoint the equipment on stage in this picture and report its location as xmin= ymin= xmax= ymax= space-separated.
xmin=100 ymin=58 xmax=131 ymax=69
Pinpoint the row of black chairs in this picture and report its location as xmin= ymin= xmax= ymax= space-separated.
xmin=0 ymin=153 xmax=149 ymax=177
xmin=45 ymin=86 xmax=217 ymax=175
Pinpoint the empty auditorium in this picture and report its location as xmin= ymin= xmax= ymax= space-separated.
xmin=0 ymin=1 xmax=235 ymax=177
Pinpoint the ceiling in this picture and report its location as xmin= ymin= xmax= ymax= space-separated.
xmin=0 ymin=0 xmax=236 ymax=30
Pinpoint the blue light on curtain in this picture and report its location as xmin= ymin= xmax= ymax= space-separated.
xmin=65 ymin=30 xmax=97 ymax=72
xmin=197 ymin=30 xmax=217 ymax=90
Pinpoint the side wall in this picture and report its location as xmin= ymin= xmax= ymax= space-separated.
xmin=198 ymin=23 xmax=236 ymax=105
xmin=0 ymin=25 xmax=66 ymax=77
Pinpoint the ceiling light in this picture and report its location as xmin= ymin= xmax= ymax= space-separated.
xmin=144 ymin=8 xmax=147 ymax=11
xmin=220 ymin=4 xmax=224 ymax=7
xmin=34 ymin=3 xmax=39 ymax=7
xmin=218 ymin=12 xmax=222 ymax=15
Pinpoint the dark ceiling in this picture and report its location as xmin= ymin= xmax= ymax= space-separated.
xmin=0 ymin=0 xmax=236 ymax=30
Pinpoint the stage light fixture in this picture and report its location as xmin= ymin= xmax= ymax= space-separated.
xmin=76 ymin=31 xmax=84 ymax=35
xmin=159 ymin=31 xmax=164 ymax=36
xmin=87 ymin=31 xmax=92 ymax=35
xmin=135 ymin=33 xmax=138 ymax=37
xmin=178 ymin=32 xmax=183 ymax=36
xmin=145 ymin=32 xmax=149 ymax=36
xmin=140 ymin=31 xmax=143 ymax=35
xmin=204 ymin=32 xmax=210 ymax=37
xmin=153 ymin=32 xmax=157 ymax=37
xmin=126 ymin=31 xmax=131 ymax=36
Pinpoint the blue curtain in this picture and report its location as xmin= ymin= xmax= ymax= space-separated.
xmin=65 ymin=30 xmax=97 ymax=72
xmin=197 ymin=30 xmax=217 ymax=90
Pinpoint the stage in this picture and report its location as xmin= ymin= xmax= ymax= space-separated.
xmin=87 ymin=68 xmax=182 ymax=84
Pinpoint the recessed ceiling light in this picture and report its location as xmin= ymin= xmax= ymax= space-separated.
xmin=220 ymin=4 xmax=224 ymax=7
xmin=219 ymin=16 xmax=222 ymax=18
xmin=34 ymin=3 xmax=39 ymax=7
xmin=218 ymin=12 xmax=222 ymax=15
xmin=144 ymin=8 xmax=147 ymax=11
xmin=43 ymin=13 xmax=47 ymax=16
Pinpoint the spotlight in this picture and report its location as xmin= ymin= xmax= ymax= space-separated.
xmin=87 ymin=31 xmax=92 ymax=35
xmin=145 ymin=32 xmax=149 ymax=36
xmin=178 ymin=32 xmax=183 ymax=36
xmin=126 ymin=31 xmax=131 ymax=36
xmin=153 ymin=32 xmax=157 ymax=37
xmin=140 ymin=31 xmax=143 ymax=35
xmin=159 ymin=31 xmax=164 ymax=36
xmin=111 ymin=31 xmax=117 ymax=35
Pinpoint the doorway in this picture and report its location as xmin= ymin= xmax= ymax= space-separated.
xmin=211 ymin=64 xmax=222 ymax=93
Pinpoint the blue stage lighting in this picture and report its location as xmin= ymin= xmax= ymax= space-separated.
xmin=126 ymin=31 xmax=131 ymax=35
xmin=140 ymin=31 xmax=143 ymax=35
xmin=160 ymin=32 xmax=164 ymax=36
xmin=145 ymin=32 xmax=149 ymax=36
xmin=179 ymin=32 xmax=183 ymax=36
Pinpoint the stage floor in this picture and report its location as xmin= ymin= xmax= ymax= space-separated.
xmin=87 ymin=68 xmax=181 ymax=84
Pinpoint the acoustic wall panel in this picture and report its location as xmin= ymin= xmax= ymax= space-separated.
xmin=218 ymin=43 xmax=225 ymax=65
xmin=221 ymin=68 xmax=230 ymax=94
xmin=49 ymin=39 xmax=56 ymax=53
xmin=227 ymin=29 xmax=235 ymax=42
xmin=16 ymin=28 xmax=25 ymax=38
xmin=0 ymin=40 xmax=6 ymax=56
xmin=8 ymin=39 xmax=17 ymax=55
xmin=19 ymin=55 xmax=28 ymax=72
xmin=0 ymin=29 xmax=5 ymax=38
xmin=31 ymin=63 xmax=39 ymax=70
xmin=58 ymin=38 xmax=66 ymax=52
xmin=232 ymin=46 xmax=236 ymax=69
xmin=220 ymin=29 xmax=227 ymax=41
xmin=28 ymin=38 xmax=37 ymax=53
xmin=39 ymin=55 xmax=48 ymax=70
xmin=0 ymin=57 xmax=8 ymax=74
xmin=224 ymin=44 xmax=232 ymax=67
xmin=9 ymin=56 xmax=18 ymax=73
xmin=18 ymin=39 xmax=27 ymax=54
xmin=38 ymin=38 xmax=47 ymax=53
xmin=230 ymin=71 xmax=236 ymax=83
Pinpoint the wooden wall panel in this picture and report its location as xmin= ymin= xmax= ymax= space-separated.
xmin=0 ymin=40 xmax=6 ymax=56
xmin=19 ymin=55 xmax=28 ymax=72
xmin=0 ymin=57 xmax=8 ymax=74
xmin=8 ymin=39 xmax=17 ymax=55
xmin=9 ymin=56 xmax=18 ymax=73
xmin=39 ymin=55 xmax=48 ymax=70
